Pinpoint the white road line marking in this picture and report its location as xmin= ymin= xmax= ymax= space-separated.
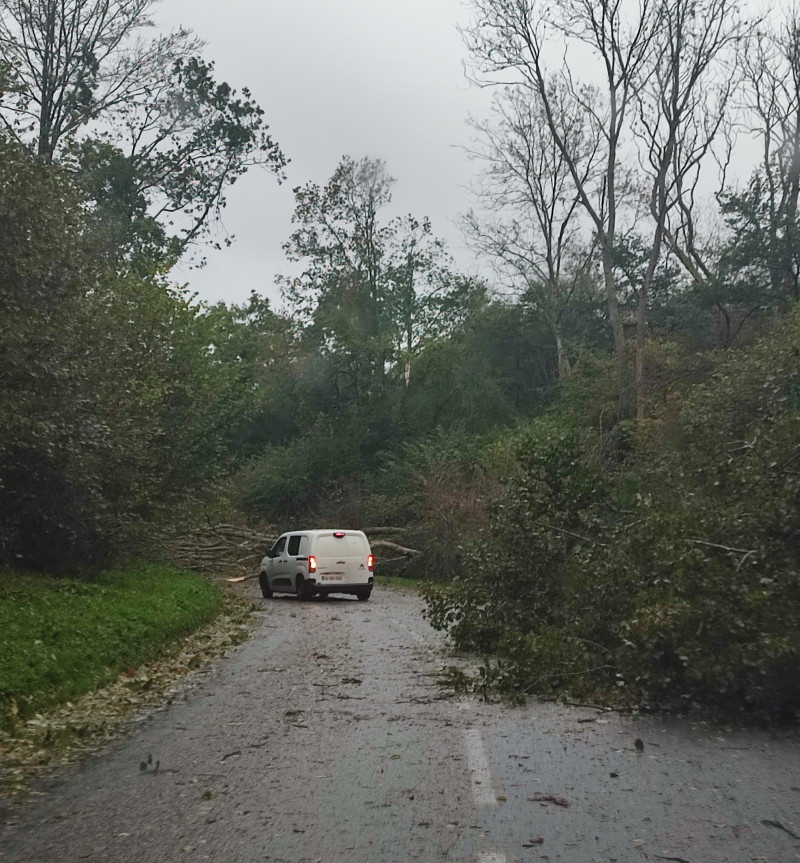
xmin=463 ymin=728 xmax=497 ymax=807
xmin=478 ymin=852 xmax=507 ymax=863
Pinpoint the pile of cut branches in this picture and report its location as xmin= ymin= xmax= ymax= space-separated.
xmin=166 ymin=523 xmax=274 ymax=578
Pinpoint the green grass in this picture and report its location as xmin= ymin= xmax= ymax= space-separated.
xmin=374 ymin=574 xmax=421 ymax=591
xmin=0 ymin=565 xmax=222 ymax=727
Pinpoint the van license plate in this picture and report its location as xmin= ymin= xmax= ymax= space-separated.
xmin=322 ymin=574 xmax=343 ymax=581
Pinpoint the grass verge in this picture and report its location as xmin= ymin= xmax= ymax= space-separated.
xmin=0 ymin=564 xmax=223 ymax=730
xmin=374 ymin=574 xmax=421 ymax=591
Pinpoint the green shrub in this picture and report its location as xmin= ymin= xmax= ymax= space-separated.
xmin=424 ymin=305 xmax=800 ymax=722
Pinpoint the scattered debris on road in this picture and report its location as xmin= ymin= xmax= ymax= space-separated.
xmin=527 ymin=792 xmax=571 ymax=807
xmin=522 ymin=835 xmax=545 ymax=847
xmin=761 ymin=819 xmax=800 ymax=839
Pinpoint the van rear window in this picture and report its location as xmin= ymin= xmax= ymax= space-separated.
xmin=316 ymin=534 xmax=365 ymax=558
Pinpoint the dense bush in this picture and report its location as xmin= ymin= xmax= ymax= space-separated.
xmin=424 ymin=306 xmax=800 ymax=721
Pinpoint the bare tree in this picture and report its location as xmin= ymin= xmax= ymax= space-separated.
xmin=0 ymin=0 xmax=197 ymax=160
xmin=741 ymin=10 xmax=800 ymax=297
xmin=463 ymin=81 xmax=602 ymax=379
xmin=464 ymin=0 xmax=659 ymax=417
xmin=633 ymin=0 xmax=743 ymax=418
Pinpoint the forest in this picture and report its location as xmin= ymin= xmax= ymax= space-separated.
xmin=0 ymin=0 xmax=799 ymax=722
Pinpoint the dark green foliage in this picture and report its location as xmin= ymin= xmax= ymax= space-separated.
xmin=74 ymin=139 xmax=175 ymax=273
xmin=0 ymin=138 xmax=111 ymax=570
xmin=0 ymin=451 xmax=108 ymax=574
xmin=405 ymin=303 xmax=556 ymax=431
xmin=237 ymin=418 xmax=365 ymax=521
xmin=0 ymin=566 xmax=222 ymax=728
xmin=718 ymin=172 xmax=800 ymax=301
xmin=610 ymin=305 xmax=800 ymax=719
xmin=0 ymin=138 xmax=284 ymax=569
xmin=425 ymin=306 xmax=800 ymax=721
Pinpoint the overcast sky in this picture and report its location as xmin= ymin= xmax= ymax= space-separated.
xmin=156 ymin=0 xmax=493 ymax=308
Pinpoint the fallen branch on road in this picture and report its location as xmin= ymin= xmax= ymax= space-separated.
xmin=761 ymin=819 xmax=800 ymax=840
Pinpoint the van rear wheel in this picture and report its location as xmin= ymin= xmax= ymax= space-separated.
xmin=356 ymin=588 xmax=372 ymax=601
xmin=295 ymin=575 xmax=308 ymax=601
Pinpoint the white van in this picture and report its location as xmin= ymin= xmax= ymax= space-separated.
xmin=258 ymin=530 xmax=374 ymax=601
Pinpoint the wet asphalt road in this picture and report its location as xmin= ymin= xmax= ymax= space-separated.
xmin=1 ymin=586 xmax=799 ymax=863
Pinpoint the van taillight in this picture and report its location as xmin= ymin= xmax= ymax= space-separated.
xmin=368 ymin=555 xmax=374 ymax=572
xmin=308 ymin=555 xmax=317 ymax=573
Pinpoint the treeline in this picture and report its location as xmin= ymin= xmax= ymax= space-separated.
xmin=1 ymin=0 xmax=799 ymax=719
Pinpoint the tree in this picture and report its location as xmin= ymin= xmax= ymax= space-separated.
xmin=716 ymin=174 xmax=799 ymax=327
xmin=463 ymin=0 xmax=659 ymax=416
xmin=0 ymin=132 xmax=290 ymax=570
xmin=0 ymin=0 xmax=193 ymax=159
xmin=632 ymin=0 xmax=743 ymax=417
xmin=0 ymin=134 xmax=118 ymax=569
xmin=463 ymin=81 xmax=602 ymax=379
xmin=280 ymin=156 xmax=483 ymax=409
xmin=739 ymin=11 xmax=800 ymax=298
xmin=385 ymin=215 xmax=486 ymax=387
xmin=0 ymin=0 xmax=286 ymax=249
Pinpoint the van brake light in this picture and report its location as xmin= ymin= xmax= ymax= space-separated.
xmin=333 ymin=531 xmax=346 ymax=538
xmin=308 ymin=555 xmax=317 ymax=573
xmin=368 ymin=554 xmax=374 ymax=572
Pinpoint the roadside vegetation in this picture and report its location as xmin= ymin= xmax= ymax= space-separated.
xmin=0 ymin=0 xmax=799 ymax=727
xmin=0 ymin=566 xmax=223 ymax=732
xmin=424 ymin=306 xmax=800 ymax=722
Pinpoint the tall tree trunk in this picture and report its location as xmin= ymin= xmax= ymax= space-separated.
xmin=600 ymin=242 xmax=632 ymax=417
xmin=37 ymin=2 xmax=57 ymax=162
xmin=555 ymin=330 xmax=571 ymax=380
xmin=635 ymin=283 xmax=648 ymax=422
xmin=783 ymin=105 xmax=800 ymax=297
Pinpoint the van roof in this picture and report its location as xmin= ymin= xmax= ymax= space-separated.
xmin=279 ymin=529 xmax=367 ymax=537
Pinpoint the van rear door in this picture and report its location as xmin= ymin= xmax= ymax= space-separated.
xmin=314 ymin=532 xmax=369 ymax=585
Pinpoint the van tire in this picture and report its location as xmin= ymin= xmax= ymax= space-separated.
xmin=356 ymin=588 xmax=372 ymax=601
xmin=259 ymin=573 xmax=273 ymax=598
xmin=295 ymin=575 xmax=308 ymax=601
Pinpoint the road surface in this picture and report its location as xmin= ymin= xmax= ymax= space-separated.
xmin=1 ymin=586 xmax=799 ymax=862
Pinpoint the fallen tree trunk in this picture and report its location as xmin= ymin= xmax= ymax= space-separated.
xmin=168 ymin=524 xmax=420 ymax=578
